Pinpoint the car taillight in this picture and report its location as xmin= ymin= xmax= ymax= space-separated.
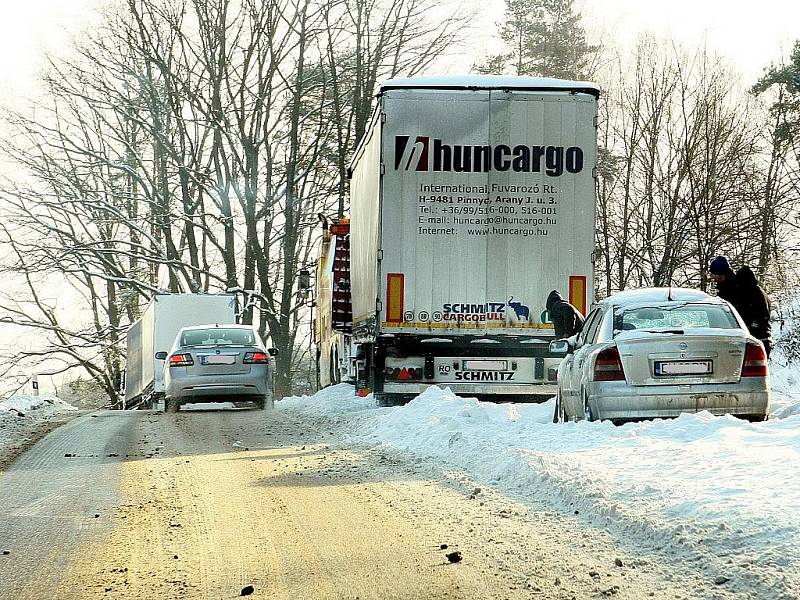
xmin=169 ymin=353 xmax=194 ymax=367
xmin=593 ymin=346 xmax=625 ymax=381
xmin=741 ymin=342 xmax=768 ymax=377
xmin=244 ymin=351 xmax=269 ymax=364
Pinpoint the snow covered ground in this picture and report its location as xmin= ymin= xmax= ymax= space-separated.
xmin=0 ymin=394 xmax=78 ymax=467
xmin=280 ymin=362 xmax=800 ymax=598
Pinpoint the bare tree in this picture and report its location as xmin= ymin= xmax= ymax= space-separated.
xmin=0 ymin=0 xmax=471 ymax=399
xmin=594 ymin=37 xmax=778 ymax=295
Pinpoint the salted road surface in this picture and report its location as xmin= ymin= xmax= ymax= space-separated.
xmin=0 ymin=406 xmax=728 ymax=599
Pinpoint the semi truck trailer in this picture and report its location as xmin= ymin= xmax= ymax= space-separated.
xmin=347 ymin=75 xmax=599 ymax=402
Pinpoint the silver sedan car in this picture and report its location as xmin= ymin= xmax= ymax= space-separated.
xmin=551 ymin=288 xmax=769 ymax=424
xmin=161 ymin=324 xmax=275 ymax=412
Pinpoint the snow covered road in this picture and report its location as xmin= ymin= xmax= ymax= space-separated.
xmin=283 ymin=383 xmax=800 ymax=599
xmin=1 ymin=402 xmax=746 ymax=599
xmin=1 ymin=379 xmax=798 ymax=598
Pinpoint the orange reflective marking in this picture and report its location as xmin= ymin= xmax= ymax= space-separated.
xmin=386 ymin=273 xmax=405 ymax=323
xmin=569 ymin=275 xmax=587 ymax=316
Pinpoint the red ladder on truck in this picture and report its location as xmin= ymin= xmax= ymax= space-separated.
xmin=330 ymin=219 xmax=352 ymax=333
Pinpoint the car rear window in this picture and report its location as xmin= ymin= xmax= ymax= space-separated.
xmin=614 ymin=303 xmax=739 ymax=333
xmin=180 ymin=328 xmax=256 ymax=347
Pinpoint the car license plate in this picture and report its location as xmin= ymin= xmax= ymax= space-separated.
xmin=201 ymin=355 xmax=236 ymax=365
xmin=654 ymin=360 xmax=712 ymax=376
xmin=463 ymin=360 xmax=507 ymax=371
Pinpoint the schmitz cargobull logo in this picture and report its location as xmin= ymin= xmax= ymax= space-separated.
xmin=394 ymin=135 xmax=583 ymax=176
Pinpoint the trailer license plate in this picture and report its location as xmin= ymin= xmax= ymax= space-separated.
xmin=201 ymin=355 xmax=236 ymax=365
xmin=654 ymin=360 xmax=712 ymax=376
xmin=463 ymin=360 xmax=507 ymax=371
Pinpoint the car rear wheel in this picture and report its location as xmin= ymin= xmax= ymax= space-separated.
xmin=165 ymin=397 xmax=179 ymax=413
xmin=256 ymin=395 xmax=273 ymax=410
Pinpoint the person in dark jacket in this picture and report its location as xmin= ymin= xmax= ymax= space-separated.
xmin=546 ymin=290 xmax=585 ymax=339
xmin=734 ymin=266 xmax=773 ymax=357
xmin=708 ymin=255 xmax=741 ymax=312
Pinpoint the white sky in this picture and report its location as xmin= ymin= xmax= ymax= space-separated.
xmin=584 ymin=0 xmax=800 ymax=81
xmin=0 ymin=0 xmax=95 ymax=103
xmin=0 ymin=0 xmax=798 ymax=100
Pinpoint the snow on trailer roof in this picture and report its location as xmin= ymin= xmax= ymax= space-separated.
xmin=380 ymin=75 xmax=600 ymax=97
xmin=599 ymin=287 xmax=719 ymax=307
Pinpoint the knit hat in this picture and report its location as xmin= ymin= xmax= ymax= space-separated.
xmin=709 ymin=255 xmax=734 ymax=277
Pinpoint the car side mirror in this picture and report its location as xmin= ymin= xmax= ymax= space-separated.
xmin=267 ymin=348 xmax=278 ymax=356
xmin=549 ymin=339 xmax=571 ymax=355
xmin=155 ymin=351 xmax=168 ymax=360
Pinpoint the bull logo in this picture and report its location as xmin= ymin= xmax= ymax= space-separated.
xmin=506 ymin=297 xmax=530 ymax=323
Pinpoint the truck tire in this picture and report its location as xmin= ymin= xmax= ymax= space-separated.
xmin=375 ymin=393 xmax=411 ymax=407
xmin=329 ymin=349 xmax=337 ymax=386
xmin=165 ymin=397 xmax=179 ymax=413
xmin=333 ymin=348 xmax=341 ymax=384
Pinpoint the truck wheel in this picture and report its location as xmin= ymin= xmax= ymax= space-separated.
xmin=375 ymin=393 xmax=392 ymax=407
xmin=329 ymin=349 xmax=338 ymax=386
xmin=375 ymin=393 xmax=409 ymax=407
xmin=165 ymin=398 xmax=179 ymax=413
xmin=333 ymin=349 xmax=341 ymax=384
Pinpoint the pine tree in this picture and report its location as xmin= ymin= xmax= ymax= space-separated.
xmin=751 ymin=40 xmax=800 ymax=276
xmin=476 ymin=0 xmax=598 ymax=80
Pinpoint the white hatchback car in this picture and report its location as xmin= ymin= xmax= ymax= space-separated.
xmin=551 ymin=288 xmax=769 ymax=423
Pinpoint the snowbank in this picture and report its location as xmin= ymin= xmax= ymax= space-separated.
xmin=0 ymin=393 xmax=77 ymax=417
xmin=281 ymin=381 xmax=800 ymax=594
xmin=1 ymin=394 xmax=78 ymax=467
xmin=281 ymin=383 xmax=376 ymax=415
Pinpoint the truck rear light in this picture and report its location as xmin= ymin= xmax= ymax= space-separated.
xmin=593 ymin=346 xmax=625 ymax=381
xmin=244 ymin=351 xmax=269 ymax=364
xmin=385 ymin=367 xmax=423 ymax=381
xmin=741 ymin=342 xmax=768 ymax=377
xmin=169 ymin=353 xmax=194 ymax=367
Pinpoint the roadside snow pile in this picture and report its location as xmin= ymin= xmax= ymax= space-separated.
xmin=767 ymin=361 xmax=800 ymax=418
xmin=766 ymin=342 xmax=800 ymax=418
xmin=281 ymin=383 xmax=376 ymax=415
xmin=283 ymin=383 xmax=800 ymax=593
xmin=0 ymin=394 xmax=77 ymax=418
xmin=1 ymin=394 xmax=78 ymax=465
